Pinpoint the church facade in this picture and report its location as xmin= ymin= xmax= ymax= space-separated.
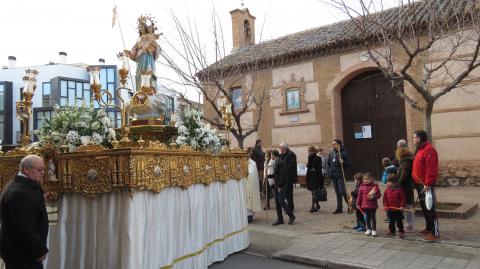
xmin=203 ymin=7 xmax=480 ymax=185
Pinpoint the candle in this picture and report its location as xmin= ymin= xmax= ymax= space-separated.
xmin=220 ymin=96 xmax=226 ymax=109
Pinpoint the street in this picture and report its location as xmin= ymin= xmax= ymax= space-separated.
xmin=209 ymin=253 xmax=317 ymax=269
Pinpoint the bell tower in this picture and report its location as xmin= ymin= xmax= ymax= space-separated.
xmin=230 ymin=8 xmax=255 ymax=52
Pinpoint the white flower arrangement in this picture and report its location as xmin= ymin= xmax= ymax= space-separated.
xmin=34 ymin=104 xmax=117 ymax=151
xmin=175 ymin=108 xmax=224 ymax=153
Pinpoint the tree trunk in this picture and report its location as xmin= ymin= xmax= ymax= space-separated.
xmin=423 ymin=101 xmax=434 ymax=141
xmin=237 ymin=136 xmax=244 ymax=149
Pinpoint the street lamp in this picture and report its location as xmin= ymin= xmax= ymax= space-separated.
xmin=16 ymin=68 xmax=38 ymax=149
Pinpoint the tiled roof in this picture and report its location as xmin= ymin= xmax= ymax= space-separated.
xmin=200 ymin=0 xmax=475 ymax=76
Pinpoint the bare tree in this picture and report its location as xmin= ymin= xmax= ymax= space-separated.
xmin=328 ymin=0 xmax=480 ymax=139
xmin=158 ymin=10 xmax=273 ymax=149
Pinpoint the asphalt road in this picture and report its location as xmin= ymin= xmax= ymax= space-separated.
xmin=209 ymin=253 xmax=317 ymax=269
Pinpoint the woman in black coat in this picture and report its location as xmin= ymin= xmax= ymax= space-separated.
xmin=396 ymin=144 xmax=415 ymax=231
xmin=306 ymin=146 xmax=324 ymax=212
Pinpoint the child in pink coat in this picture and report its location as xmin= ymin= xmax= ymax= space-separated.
xmin=356 ymin=173 xmax=381 ymax=236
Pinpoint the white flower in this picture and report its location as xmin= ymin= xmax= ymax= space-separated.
xmin=107 ymin=128 xmax=116 ymax=140
xmin=190 ymin=140 xmax=198 ymax=149
xmin=97 ymin=109 xmax=106 ymax=118
xmin=100 ymin=117 xmax=111 ymax=126
xmin=66 ymin=131 xmax=79 ymax=144
xmin=178 ymin=126 xmax=187 ymax=134
xmin=91 ymin=132 xmax=103 ymax=144
xmin=175 ymin=136 xmax=186 ymax=145
xmin=91 ymin=122 xmax=100 ymax=130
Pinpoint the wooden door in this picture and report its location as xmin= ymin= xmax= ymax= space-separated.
xmin=341 ymin=71 xmax=407 ymax=179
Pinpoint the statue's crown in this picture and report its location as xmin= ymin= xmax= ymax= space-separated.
xmin=137 ymin=14 xmax=157 ymax=34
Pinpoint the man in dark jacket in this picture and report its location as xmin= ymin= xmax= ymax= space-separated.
xmin=272 ymin=150 xmax=295 ymax=225
xmin=0 ymin=155 xmax=49 ymax=269
xmin=327 ymin=139 xmax=351 ymax=214
xmin=251 ymin=139 xmax=265 ymax=191
xmin=279 ymin=142 xmax=297 ymax=211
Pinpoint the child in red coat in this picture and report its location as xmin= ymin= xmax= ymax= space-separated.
xmin=383 ymin=174 xmax=406 ymax=238
xmin=356 ymin=173 xmax=381 ymax=236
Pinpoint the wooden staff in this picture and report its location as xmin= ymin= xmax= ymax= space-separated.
xmin=383 ymin=206 xmax=415 ymax=212
xmin=337 ymin=148 xmax=352 ymax=214
xmin=263 ymin=172 xmax=269 ymax=224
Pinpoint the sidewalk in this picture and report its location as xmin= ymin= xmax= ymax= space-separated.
xmin=251 ymin=184 xmax=480 ymax=247
xmin=246 ymin=184 xmax=480 ymax=268
xmin=247 ymin=225 xmax=480 ymax=269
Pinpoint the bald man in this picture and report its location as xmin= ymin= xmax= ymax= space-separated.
xmin=0 ymin=155 xmax=49 ymax=269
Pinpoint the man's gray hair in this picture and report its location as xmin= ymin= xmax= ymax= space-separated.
xmin=397 ymin=139 xmax=408 ymax=148
xmin=279 ymin=142 xmax=288 ymax=148
xmin=19 ymin=155 xmax=42 ymax=172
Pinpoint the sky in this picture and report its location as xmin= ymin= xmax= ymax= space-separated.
xmin=0 ymin=0 xmax=358 ymax=98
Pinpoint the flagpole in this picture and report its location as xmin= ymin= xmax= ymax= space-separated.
xmin=113 ymin=4 xmax=136 ymax=90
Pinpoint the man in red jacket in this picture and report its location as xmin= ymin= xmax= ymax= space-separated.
xmin=412 ymin=130 xmax=439 ymax=242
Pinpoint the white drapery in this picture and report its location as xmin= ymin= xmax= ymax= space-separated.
xmin=246 ymin=160 xmax=261 ymax=212
xmin=44 ymin=179 xmax=249 ymax=269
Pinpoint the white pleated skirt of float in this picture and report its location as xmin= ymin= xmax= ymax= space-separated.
xmin=44 ymin=179 xmax=249 ymax=269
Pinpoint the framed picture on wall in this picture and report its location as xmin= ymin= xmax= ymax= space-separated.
xmin=286 ymin=88 xmax=300 ymax=111
xmin=231 ymin=87 xmax=243 ymax=109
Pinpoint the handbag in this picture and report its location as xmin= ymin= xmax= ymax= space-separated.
xmin=313 ymin=187 xmax=327 ymax=202
xmin=425 ymin=189 xmax=433 ymax=210
xmin=267 ymin=177 xmax=275 ymax=187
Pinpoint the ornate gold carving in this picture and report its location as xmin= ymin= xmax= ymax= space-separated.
xmin=71 ymin=156 xmax=113 ymax=197
xmin=148 ymin=141 xmax=168 ymax=150
xmin=178 ymin=145 xmax=194 ymax=152
xmin=76 ymin=144 xmax=105 ymax=152
xmin=0 ymin=147 xmax=248 ymax=197
xmin=170 ymin=156 xmax=195 ymax=188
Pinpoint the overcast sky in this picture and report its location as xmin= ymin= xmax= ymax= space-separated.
xmin=0 ymin=0 xmax=371 ymax=98
xmin=0 ymin=0 xmax=353 ymax=65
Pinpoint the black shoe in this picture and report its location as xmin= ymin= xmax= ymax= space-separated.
xmin=264 ymin=205 xmax=270 ymax=210
xmin=309 ymin=207 xmax=315 ymax=213
xmin=272 ymin=221 xmax=284 ymax=226
xmin=332 ymin=209 xmax=343 ymax=214
xmin=288 ymin=215 xmax=296 ymax=225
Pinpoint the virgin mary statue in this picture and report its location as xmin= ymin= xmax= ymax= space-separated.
xmin=125 ymin=15 xmax=166 ymax=122
xmin=129 ymin=15 xmax=161 ymax=91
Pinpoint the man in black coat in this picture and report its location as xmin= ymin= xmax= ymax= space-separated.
xmin=327 ymin=139 xmax=351 ymax=214
xmin=251 ymin=139 xmax=265 ymax=191
xmin=271 ymin=150 xmax=295 ymax=225
xmin=0 ymin=155 xmax=49 ymax=269
xmin=279 ymin=142 xmax=297 ymax=211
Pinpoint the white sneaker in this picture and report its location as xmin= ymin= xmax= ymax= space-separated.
xmin=372 ymin=230 xmax=377 ymax=237
xmin=364 ymin=230 xmax=372 ymax=236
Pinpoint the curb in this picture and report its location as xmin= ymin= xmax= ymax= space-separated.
xmin=272 ymin=254 xmax=374 ymax=269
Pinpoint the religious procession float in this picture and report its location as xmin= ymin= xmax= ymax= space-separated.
xmin=0 ymin=15 xmax=249 ymax=269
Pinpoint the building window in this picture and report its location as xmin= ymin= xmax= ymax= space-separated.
xmin=286 ymin=88 xmax=301 ymax=111
xmin=0 ymin=84 xmax=4 ymax=143
xmin=42 ymin=82 xmax=51 ymax=107
xmin=107 ymin=110 xmax=122 ymax=128
xmin=96 ymin=66 xmax=116 ymax=108
xmin=35 ymin=110 xmax=53 ymax=130
xmin=33 ymin=108 xmax=54 ymax=141
xmin=230 ymin=87 xmax=243 ymax=109
xmin=0 ymin=82 xmax=12 ymax=144
xmin=60 ymin=79 xmax=90 ymax=107
xmin=167 ymin=96 xmax=175 ymax=113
